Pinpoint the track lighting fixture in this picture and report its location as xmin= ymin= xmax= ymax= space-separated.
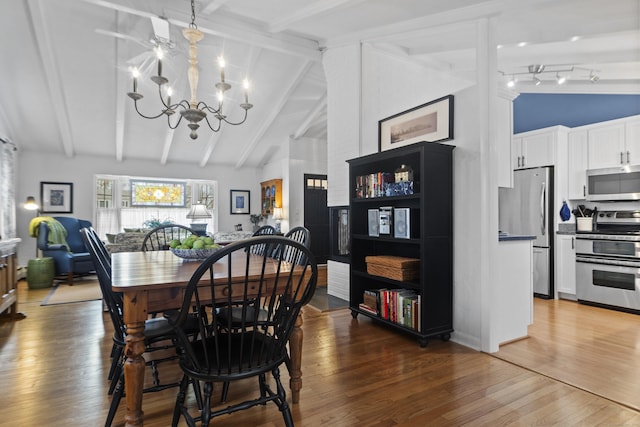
xmin=500 ymin=64 xmax=599 ymax=87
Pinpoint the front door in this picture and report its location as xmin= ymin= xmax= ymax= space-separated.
xmin=304 ymin=174 xmax=329 ymax=264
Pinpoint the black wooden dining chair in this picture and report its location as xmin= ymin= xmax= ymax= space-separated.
xmin=80 ymin=227 xmax=200 ymax=427
xmin=141 ymin=224 xmax=198 ymax=251
xmin=250 ymin=224 xmax=275 ymax=255
xmin=279 ymin=226 xmax=310 ymax=264
xmin=167 ymin=236 xmax=318 ymax=427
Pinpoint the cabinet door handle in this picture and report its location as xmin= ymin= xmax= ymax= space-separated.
xmin=627 ymin=151 xmax=630 ymax=164
xmin=583 ymin=185 xmax=586 ymax=197
xmin=572 ymin=237 xmax=574 ymax=250
xmin=621 ymin=152 xmax=624 ymax=164
xmin=516 ymin=156 xmax=520 ymax=168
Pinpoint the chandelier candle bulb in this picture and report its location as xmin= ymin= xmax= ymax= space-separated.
xmin=127 ymin=0 xmax=253 ymax=138
xmin=218 ymin=56 xmax=226 ymax=83
xmin=156 ymin=47 xmax=164 ymax=78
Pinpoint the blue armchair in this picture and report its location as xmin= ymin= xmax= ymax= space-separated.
xmin=37 ymin=217 xmax=95 ymax=284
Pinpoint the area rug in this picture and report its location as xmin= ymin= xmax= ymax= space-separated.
xmin=41 ymin=277 xmax=102 ymax=306
xmin=307 ymin=286 xmax=348 ymax=312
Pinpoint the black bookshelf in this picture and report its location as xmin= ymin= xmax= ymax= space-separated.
xmin=347 ymin=142 xmax=454 ymax=346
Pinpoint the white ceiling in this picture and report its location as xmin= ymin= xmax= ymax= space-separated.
xmin=0 ymin=0 xmax=638 ymax=168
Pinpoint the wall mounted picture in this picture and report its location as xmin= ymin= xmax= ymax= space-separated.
xmin=379 ymin=95 xmax=454 ymax=152
xmin=40 ymin=181 xmax=73 ymax=213
xmin=230 ymin=190 xmax=250 ymax=214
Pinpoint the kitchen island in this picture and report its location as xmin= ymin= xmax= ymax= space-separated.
xmin=492 ymin=234 xmax=535 ymax=352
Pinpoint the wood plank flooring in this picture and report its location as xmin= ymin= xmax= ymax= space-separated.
xmin=1 ymin=281 xmax=639 ymax=426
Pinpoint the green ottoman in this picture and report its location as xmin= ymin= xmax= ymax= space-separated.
xmin=27 ymin=257 xmax=55 ymax=289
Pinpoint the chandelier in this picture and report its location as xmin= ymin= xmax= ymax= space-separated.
xmin=500 ymin=64 xmax=600 ymax=88
xmin=127 ymin=0 xmax=253 ymax=139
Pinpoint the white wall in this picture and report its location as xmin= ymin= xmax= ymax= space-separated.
xmin=260 ymin=137 xmax=328 ymax=233
xmin=322 ymin=40 xmax=493 ymax=348
xmin=16 ymin=150 xmax=260 ymax=266
xmin=360 ymin=44 xmax=484 ymax=349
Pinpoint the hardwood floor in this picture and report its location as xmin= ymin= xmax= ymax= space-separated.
xmin=1 ymin=281 xmax=639 ymax=426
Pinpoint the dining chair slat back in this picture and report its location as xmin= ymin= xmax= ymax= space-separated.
xmin=168 ymin=236 xmax=318 ymax=427
xmin=141 ymin=224 xmax=198 ymax=251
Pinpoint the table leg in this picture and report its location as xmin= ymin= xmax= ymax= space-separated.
xmin=122 ymin=290 xmax=148 ymax=426
xmin=288 ymin=310 xmax=303 ymax=404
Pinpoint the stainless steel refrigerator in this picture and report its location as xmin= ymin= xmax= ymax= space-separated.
xmin=499 ymin=166 xmax=554 ymax=299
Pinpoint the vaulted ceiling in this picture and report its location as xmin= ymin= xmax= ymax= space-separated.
xmin=1 ymin=0 xmax=638 ymax=168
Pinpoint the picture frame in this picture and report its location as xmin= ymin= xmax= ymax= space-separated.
xmin=378 ymin=94 xmax=454 ymax=152
xmin=230 ymin=190 xmax=250 ymax=214
xmin=40 ymin=181 xmax=73 ymax=213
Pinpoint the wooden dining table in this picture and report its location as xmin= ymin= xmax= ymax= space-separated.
xmin=111 ymin=250 xmax=308 ymax=427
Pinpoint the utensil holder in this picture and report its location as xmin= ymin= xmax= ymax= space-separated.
xmin=577 ymin=217 xmax=593 ymax=232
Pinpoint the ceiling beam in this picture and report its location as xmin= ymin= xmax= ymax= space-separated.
xmin=82 ymin=0 xmax=321 ymax=62
xmin=292 ymin=92 xmax=326 ymax=140
xmin=199 ymin=45 xmax=262 ymax=167
xmin=27 ymin=0 xmax=75 ymax=158
xmin=235 ymin=60 xmax=314 ymax=169
xmin=323 ymin=0 xmax=557 ymax=48
xmin=201 ymin=0 xmax=230 ymax=15
xmin=159 ymin=128 xmax=176 ymax=165
xmin=114 ymin=11 xmax=128 ymax=162
xmin=268 ymin=0 xmax=367 ymax=33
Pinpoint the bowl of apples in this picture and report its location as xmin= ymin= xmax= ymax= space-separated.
xmin=169 ymin=235 xmax=222 ymax=260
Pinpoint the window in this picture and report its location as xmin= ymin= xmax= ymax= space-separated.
xmin=94 ymin=175 xmax=217 ymax=239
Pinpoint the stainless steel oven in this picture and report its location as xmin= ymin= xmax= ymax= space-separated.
xmin=575 ymin=210 xmax=640 ymax=313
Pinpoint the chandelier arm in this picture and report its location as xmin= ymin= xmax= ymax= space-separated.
xmin=202 ymin=113 xmax=222 ymax=132
xmin=132 ymin=100 xmax=171 ymax=120
xmin=166 ymin=112 xmax=184 ymax=130
xmin=220 ymin=108 xmax=249 ymax=126
xmin=198 ymin=101 xmax=221 ymax=115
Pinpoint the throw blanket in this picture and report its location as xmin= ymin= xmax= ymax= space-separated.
xmin=29 ymin=216 xmax=69 ymax=250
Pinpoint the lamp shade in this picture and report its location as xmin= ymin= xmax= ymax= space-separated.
xmin=272 ymin=207 xmax=283 ymax=220
xmin=186 ymin=203 xmax=212 ymax=220
xmin=24 ymin=196 xmax=39 ymax=211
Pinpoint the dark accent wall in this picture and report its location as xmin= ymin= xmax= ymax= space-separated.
xmin=513 ymin=93 xmax=640 ymax=134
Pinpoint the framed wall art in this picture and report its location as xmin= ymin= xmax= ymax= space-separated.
xmin=40 ymin=181 xmax=73 ymax=213
xmin=230 ymin=190 xmax=250 ymax=214
xmin=379 ymin=94 xmax=454 ymax=152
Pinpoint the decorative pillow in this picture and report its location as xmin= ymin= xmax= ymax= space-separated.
xmin=106 ymin=233 xmax=117 ymax=243
xmin=123 ymin=228 xmax=141 ymax=232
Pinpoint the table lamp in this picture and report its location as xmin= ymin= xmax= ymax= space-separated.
xmin=273 ymin=207 xmax=283 ymax=233
xmin=186 ymin=202 xmax=212 ymax=236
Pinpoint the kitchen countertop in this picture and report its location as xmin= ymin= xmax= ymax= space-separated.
xmin=498 ymin=233 xmax=535 ymax=242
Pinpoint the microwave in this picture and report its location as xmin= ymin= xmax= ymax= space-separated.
xmin=586 ymin=165 xmax=640 ymax=201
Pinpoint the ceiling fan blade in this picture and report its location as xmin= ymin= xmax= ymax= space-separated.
xmin=95 ymin=28 xmax=151 ymax=49
xmin=150 ymin=16 xmax=171 ymax=43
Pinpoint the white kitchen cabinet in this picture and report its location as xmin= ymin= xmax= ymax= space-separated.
xmin=495 ymin=238 xmax=533 ymax=352
xmin=556 ymin=234 xmax=576 ymax=298
xmin=568 ymin=130 xmax=588 ymax=199
xmin=625 ymin=119 xmax=640 ymax=164
xmin=587 ymin=123 xmax=627 ymax=169
xmin=513 ymin=130 xmax=556 ymax=170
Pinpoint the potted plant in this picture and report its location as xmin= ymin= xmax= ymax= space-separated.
xmin=249 ymin=214 xmax=265 ymax=232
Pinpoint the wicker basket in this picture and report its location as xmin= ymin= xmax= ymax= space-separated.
xmin=365 ymin=255 xmax=419 ymax=281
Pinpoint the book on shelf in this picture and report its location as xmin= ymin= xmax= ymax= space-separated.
xmin=355 ymin=172 xmax=394 ymax=198
xmin=372 ymin=288 xmax=421 ymax=332
xmin=358 ymin=303 xmax=377 ymax=315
